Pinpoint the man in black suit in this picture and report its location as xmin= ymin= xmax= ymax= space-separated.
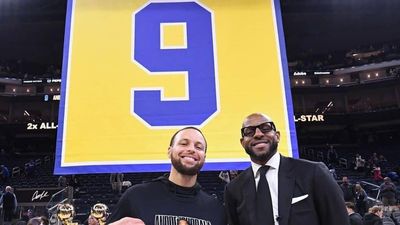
xmin=345 ymin=202 xmax=363 ymax=225
xmin=224 ymin=113 xmax=349 ymax=225
xmin=0 ymin=186 xmax=17 ymax=223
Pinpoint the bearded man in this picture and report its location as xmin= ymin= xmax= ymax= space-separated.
xmin=224 ymin=113 xmax=349 ymax=225
xmin=107 ymin=127 xmax=226 ymax=225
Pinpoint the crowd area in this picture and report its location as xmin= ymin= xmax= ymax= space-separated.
xmin=0 ymin=142 xmax=398 ymax=225
xmin=0 ymin=59 xmax=61 ymax=80
xmin=0 ymin=168 xmax=127 ymax=225
xmin=299 ymin=144 xmax=400 ymax=225
xmin=289 ymin=39 xmax=400 ymax=72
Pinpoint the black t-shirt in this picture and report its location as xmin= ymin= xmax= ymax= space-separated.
xmin=107 ymin=175 xmax=226 ymax=225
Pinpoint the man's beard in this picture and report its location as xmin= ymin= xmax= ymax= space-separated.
xmin=171 ymin=156 xmax=204 ymax=176
xmin=245 ymin=140 xmax=278 ymax=163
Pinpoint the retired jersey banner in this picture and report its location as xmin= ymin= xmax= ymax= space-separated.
xmin=55 ymin=0 xmax=298 ymax=174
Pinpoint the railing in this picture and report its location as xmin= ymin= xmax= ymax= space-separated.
xmin=46 ymin=187 xmax=70 ymax=216
xmin=360 ymin=181 xmax=381 ymax=207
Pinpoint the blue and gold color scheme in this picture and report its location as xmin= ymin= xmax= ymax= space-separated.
xmin=55 ymin=0 xmax=298 ymax=174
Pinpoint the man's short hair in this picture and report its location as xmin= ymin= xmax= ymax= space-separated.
xmin=169 ymin=127 xmax=207 ymax=152
xmin=369 ymin=205 xmax=382 ymax=214
xmin=178 ymin=218 xmax=190 ymax=225
xmin=345 ymin=202 xmax=356 ymax=211
xmin=41 ymin=216 xmax=49 ymax=225
xmin=27 ymin=217 xmax=43 ymax=225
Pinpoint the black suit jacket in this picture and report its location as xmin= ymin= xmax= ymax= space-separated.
xmin=224 ymin=155 xmax=350 ymax=225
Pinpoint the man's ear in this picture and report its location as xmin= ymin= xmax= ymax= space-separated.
xmin=167 ymin=146 xmax=172 ymax=159
xmin=276 ymin=131 xmax=281 ymax=142
xmin=240 ymin=137 xmax=244 ymax=147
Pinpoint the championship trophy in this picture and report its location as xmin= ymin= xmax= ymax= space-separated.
xmin=55 ymin=203 xmax=78 ymax=225
xmin=90 ymin=203 xmax=109 ymax=225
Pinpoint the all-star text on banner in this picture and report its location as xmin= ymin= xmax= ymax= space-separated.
xmin=55 ymin=0 xmax=298 ymax=174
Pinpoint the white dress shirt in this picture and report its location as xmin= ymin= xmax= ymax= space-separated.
xmin=251 ymin=152 xmax=280 ymax=225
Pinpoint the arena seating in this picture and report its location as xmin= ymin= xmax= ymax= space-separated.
xmin=1 ymin=155 xmax=227 ymax=223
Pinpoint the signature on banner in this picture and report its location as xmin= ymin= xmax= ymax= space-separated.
xmin=32 ymin=190 xmax=49 ymax=201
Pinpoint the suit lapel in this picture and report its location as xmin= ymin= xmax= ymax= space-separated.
xmin=278 ymin=156 xmax=295 ymax=225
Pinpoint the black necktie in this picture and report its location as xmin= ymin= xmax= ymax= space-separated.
xmin=256 ymin=166 xmax=275 ymax=224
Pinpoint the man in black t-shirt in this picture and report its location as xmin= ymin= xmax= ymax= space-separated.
xmin=107 ymin=127 xmax=226 ymax=225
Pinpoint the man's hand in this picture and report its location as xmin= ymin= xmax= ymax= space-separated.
xmin=108 ymin=217 xmax=145 ymax=225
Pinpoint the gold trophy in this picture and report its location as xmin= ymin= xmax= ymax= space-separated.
xmin=57 ymin=203 xmax=78 ymax=225
xmin=90 ymin=203 xmax=109 ymax=225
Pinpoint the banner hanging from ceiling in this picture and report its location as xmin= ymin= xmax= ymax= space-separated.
xmin=55 ymin=0 xmax=297 ymax=174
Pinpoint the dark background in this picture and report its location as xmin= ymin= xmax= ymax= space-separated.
xmin=1 ymin=0 xmax=400 ymax=65
xmin=281 ymin=0 xmax=400 ymax=59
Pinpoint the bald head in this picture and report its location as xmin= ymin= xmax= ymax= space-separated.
xmin=242 ymin=113 xmax=274 ymax=128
